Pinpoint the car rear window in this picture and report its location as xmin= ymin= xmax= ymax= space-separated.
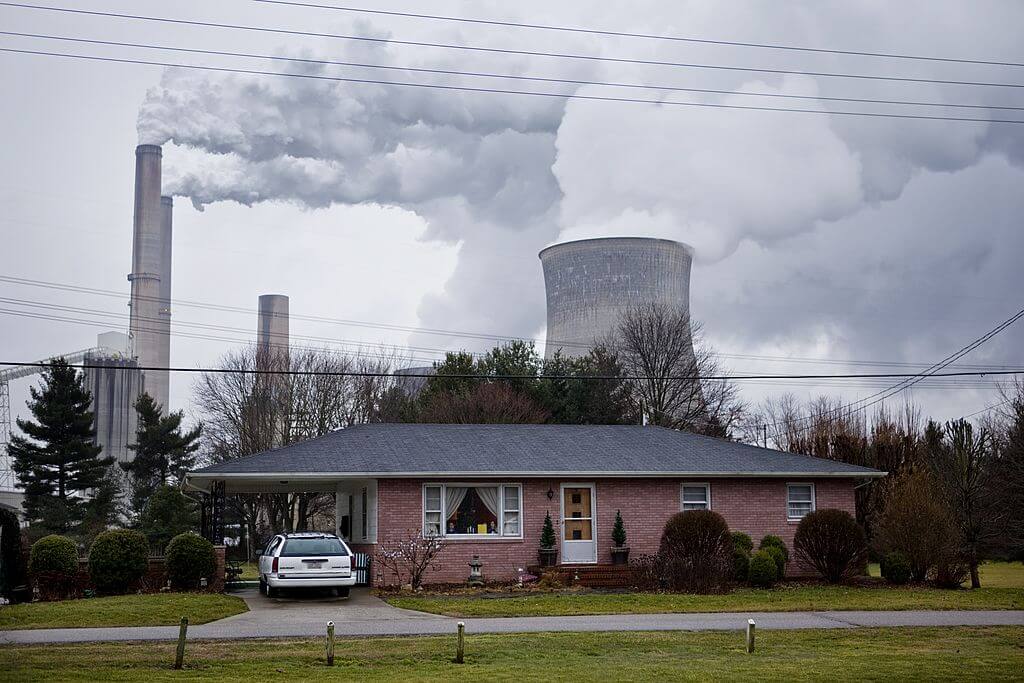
xmin=281 ymin=537 xmax=348 ymax=557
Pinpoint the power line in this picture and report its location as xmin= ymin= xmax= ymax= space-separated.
xmin=2 ymin=274 xmax=1019 ymax=373
xmin=4 ymin=30 xmax=1023 ymax=112
xmin=4 ymin=47 xmax=1024 ymax=126
xmin=3 ymin=3 xmax=1024 ymax=90
xmin=249 ymin=0 xmax=1024 ymax=69
xmin=0 ymin=359 xmax=1020 ymax=382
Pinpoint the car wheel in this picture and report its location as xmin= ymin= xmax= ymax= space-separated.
xmin=336 ymin=587 xmax=350 ymax=598
xmin=259 ymin=578 xmax=266 ymax=595
xmin=267 ymin=585 xmax=278 ymax=598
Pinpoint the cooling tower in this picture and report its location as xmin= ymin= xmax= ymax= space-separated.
xmin=539 ymin=237 xmax=695 ymax=358
xmin=128 ymin=144 xmax=171 ymax=410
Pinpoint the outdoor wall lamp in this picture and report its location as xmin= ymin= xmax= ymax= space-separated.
xmin=546 ymin=487 xmax=554 ymax=500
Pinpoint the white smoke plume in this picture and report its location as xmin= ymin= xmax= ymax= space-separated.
xmin=137 ymin=2 xmax=1024 ymax=358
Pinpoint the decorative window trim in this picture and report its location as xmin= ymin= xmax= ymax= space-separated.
xmin=422 ymin=483 xmax=524 ymax=540
xmin=786 ymin=482 xmax=816 ymax=521
xmin=680 ymin=482 xmax=712 ymax=511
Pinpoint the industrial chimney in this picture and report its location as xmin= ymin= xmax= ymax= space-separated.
xmin=256 ymin=294 xmax=290 ymax=447
xmin=128 ymin=144 xmax=171 ymax=410
xmin=539 ymin=237 xmax=695 ymax=358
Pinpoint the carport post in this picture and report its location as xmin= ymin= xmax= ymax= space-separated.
xmin=326 ymin=621 xmax=336 ymax=666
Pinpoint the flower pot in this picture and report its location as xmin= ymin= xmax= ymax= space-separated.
xmin=610 ymin=546 xmax=630 ymax=566
xmin=538 ymin=547 xmax=558 ymax=567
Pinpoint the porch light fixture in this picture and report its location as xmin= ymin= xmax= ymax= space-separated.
xmin=546 ymin=488 xmax=554 ymax=500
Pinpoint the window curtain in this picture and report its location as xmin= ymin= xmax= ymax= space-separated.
xmin=445 ymin=486 xmax=469 ymax=522
xmin=475 ymin=486 xmax=500 ymax=518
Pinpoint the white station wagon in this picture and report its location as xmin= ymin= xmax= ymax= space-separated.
xmin=258 ymin=532 xmax=357 ymax=598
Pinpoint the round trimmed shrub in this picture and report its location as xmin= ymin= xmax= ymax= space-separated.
xmin=762 ymin=545 xmax=787 ymax=580
xmin=29 ymin=535 xmax=78 ymax=577
xmin=793 ymin=509 xmax=868 ymax=583
xmin=29 ymin=535 xmax=79 ymax=601
xmin=658 ymin=510 xmax=734 ymax=593
xmin=165 ymin=533 xmax=216 ymax=591
xmin=88 ymin=529 xmax=149 ymax=594
xmin=759 ymin=535 xmax=789 ymax=562
xmin=748 ymin=550 xmax=779 ymax=588
xmin=880 ymin=551 xmax=912 ymax=585
xmin=731 ymin=532 xmax=753 ymax=555
xmin=732 ymin=547 xmax=750 ymax=582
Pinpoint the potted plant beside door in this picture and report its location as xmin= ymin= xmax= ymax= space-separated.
xmin=610 ymin=509 xmax=630 ymax=565
xmin=538 ymin=512 xmax=558 ymax=567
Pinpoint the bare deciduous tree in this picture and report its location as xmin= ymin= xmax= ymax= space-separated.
xmin=418 ymin=383 xmax=550 ymax=424
xmin=612 ymin=303 xmax=743 ymax=435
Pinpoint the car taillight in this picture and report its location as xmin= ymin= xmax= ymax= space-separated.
xmin=272 ymin=557 xmax=279 ymax=573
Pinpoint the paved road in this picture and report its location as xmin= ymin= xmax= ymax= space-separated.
xmin=2 ymin=588 xmax=1022 ymax=645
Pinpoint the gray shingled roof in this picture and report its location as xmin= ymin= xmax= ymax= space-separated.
xmin=189 ymin=424 xmax=884 ymax=478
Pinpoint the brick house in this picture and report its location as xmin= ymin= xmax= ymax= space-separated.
xmin=186 ymin=423 xmax=885 ymax=584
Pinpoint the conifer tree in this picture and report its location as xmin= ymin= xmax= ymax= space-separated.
xmin=9 ymin=359 xmax=113 ymax=533
xmin=122 ymin=393 xmax=202 ymax=516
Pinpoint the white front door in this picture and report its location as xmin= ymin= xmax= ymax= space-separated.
xmin=560 ymin=483 xmax=596 ymax=564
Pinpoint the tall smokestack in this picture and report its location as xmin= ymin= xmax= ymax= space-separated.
xmin=128 ymin=144 xmax=170 ymax=410
xmin=159 ymin=195 xmax=173 ymax=360
xmin=256 ymin=294 xmax=289 ymax=447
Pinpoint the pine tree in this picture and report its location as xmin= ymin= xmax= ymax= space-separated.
xmin=122 ymin=393 xmax=202 ymax=517
xmin=9 ymin=359 xmax=113 ymax=533
xmin=540 ymin=512 xmax=557 ymax=549
xmin=612 ymin=509 xmax=627 ymax=547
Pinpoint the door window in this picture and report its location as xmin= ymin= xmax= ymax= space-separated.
xmin=563 ymin=487 xmax=593 ymax=540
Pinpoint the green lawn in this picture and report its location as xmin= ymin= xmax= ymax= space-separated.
xmin=387 ymin=562 xmax=1024 ymax=618
xmin=0 ymin=593 xmax=248 ymax=630
xmin=3 ymin=627 xmax=1022 ymax=681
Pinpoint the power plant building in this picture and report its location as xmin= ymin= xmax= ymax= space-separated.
xmin=539 ymin=237 xmax=696 ymax=358
xmin=82 ymin=332 xmax=141 ymax=466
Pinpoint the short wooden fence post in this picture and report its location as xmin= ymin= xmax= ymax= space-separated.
xmin=326 ymin=621 xmax=336 ymax=666
xmin=174 ymin=616 xmax=188 ymax=669
xmin=455 ymin=621 xmax=465 ymax=664
xmin=746 ymin=618 xmax=756 ymax=654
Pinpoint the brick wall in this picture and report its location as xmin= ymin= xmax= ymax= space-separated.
xmin=371 ymin=477 xmax=857 ymax=584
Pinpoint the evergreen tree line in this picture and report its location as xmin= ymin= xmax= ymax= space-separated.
xmin=9 ymin=359 xmax=202 ymax=548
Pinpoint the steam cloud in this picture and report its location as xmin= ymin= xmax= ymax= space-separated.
xmin=137 ymin=4 xmax=1024 ymax=361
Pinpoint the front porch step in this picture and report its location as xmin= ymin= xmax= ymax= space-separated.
xmin=528 ymin=563 xmax=635 ymax=588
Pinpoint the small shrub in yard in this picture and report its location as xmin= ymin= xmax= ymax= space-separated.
xmin=29 ymin=535 xmax=79 ymax=601
xmin=748 ymin=550 xmax=779 ymax=588
xmin=880 ymin=551 xmax=912 ymax=585
xmin=794 ymin=509 xmax=868 ymax=583
xmin=732 ymin=548 xmax=750 ymax=582
xmin=762 ymin=545 xmax=787 ymax=580
xmin=88 ymin=529 xmax=149 ymax=595
xmin=731 ymin=532 xmax=753 ymax=555
xmin=759 ymin=535 xmax=789 ymax=562
xmin=629 ymin=553 xmax=663 ymax=591
xmin=658 ymin=510 xmax=733 ymax=593
xmin=165 ymin=533 xmax=216 ymax=591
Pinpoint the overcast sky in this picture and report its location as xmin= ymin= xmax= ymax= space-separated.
xmin=2 ymin=0 xmax=1022 ymax=433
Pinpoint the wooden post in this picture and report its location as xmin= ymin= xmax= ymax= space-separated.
xmin=326 ymin=621 xmax=335 ymax=666
xmin=455 ymin=621 xmax=465 ymax=664
xmin=174 ymin=616 xmax=188 ymax=669
xmin=746 ymin=618 xmax=756 ymax=654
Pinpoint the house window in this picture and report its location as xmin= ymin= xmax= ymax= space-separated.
xmin=787 ymin=483 xmax=815 ymax=520
xmin=681 ymin=483 xmax=711 ymax=511
xmin=422 ymin=484 xmax=523 ymax=538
